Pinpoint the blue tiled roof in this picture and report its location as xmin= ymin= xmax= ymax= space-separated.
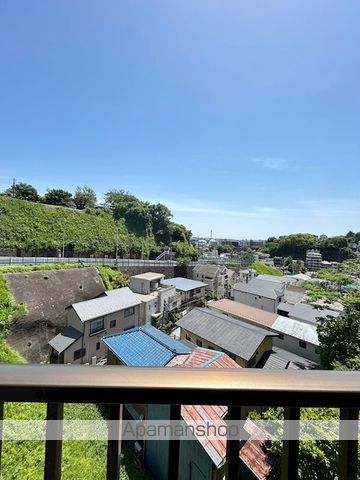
xmin=102 ymin=324 xmax=191 ymax=367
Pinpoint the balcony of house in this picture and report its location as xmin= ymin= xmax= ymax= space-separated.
xmin=0 ymin=365 xmax=358 ymax=480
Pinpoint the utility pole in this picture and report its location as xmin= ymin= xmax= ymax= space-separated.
xmin=12 ymin=178 xmax=16 ymax=198
xmin=115 ymin=229 xmax=119 ymax=265
xmin=62 ymin=230 xmax=65 ymax=259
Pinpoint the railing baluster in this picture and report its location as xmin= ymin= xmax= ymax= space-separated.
xmin=44 ymin=402 xmax=63 ymax=480
xmin=338 ymin=408 xmax=359 ymax=480
xmin=281 ymin=407 xmax=300 ymax=480
xmin=226 ymin=405 xmax=242 ymax=480
xmin=106 ymin=404 xmax=123 ymax=480
xmin=168 ymin=404 xmax=181 ymax=480
xmin=0 ymin=402 xmax=3 ymax=473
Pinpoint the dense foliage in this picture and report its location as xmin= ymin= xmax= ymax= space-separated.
xmin=264 ymin=233 xmax=357 ymax=262
xmin=0 ymin=196 xmax=196 ymax=259
xmin=317 ymin=290 xmax=360 ymax=370
xmin=250 ymin=407 xmax=340 ymax=480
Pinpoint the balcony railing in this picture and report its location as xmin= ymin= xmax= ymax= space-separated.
xmin=0 ymin=365 xmax=358 ymax=480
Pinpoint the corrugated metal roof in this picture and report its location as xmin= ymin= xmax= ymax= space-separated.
xmin=176 ymin=308 xmax=277 ymax=361
xmin=166 ymin=349 xmax=269 ymax=479
xmin=272 ymin=315 xmax=319 ymax=345
xmin=102 ymin=325 xmax=191 ymax=367
xmin=209 ymin=299 xmax=278 ymax=328
xmin=233 ymin=278 xmax=284 ymax=300
xmin=72 ymin=287 xmax=141 ymax=322
xmin=48 ymin=326 xmax=82 ymax=353
xmin=161 ymin=277 xmax=207 ymax=291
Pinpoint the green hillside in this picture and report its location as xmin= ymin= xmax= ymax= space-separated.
xmin=0 ymin=196 xmax=196 ymax=259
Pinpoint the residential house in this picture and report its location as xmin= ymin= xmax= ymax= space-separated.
xmin=129 ymin=272 xmax=180 ymax=324
xmin=238 ymin=268 xmax=257 ymax=284
xmin=192 ymin=264 xmax=236 ymax=298
xmin=161 ymin=277 xmax=207 ymax=307
xmin=277 ymin=301 xmax=340 ymax=326
xmin=146 ymin=348 xmax=270 ymax=480
xmin=48 ymin=287 xmax=141 ymax=364
xmin=176 ymin=307 xmax=277 ymax=367
xmin=233 ymin=278 xmax=285 ymax=312
xmin=102 ymin=329 xmax=270 ymax=480
xmin=209 ymin=299 xmax=320 ymax=363
xmin=256 ymin=346 xmax=319 ymax=370
xmin=102 ymin=324 xmax=192 ymax=366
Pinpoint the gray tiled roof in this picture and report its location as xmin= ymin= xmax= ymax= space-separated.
xmin=277 ymin=302 xmax=339 ymax=325
xmin=176 ymin=308 xmax=277 ymax=361
xmin=48 ymin=326 xmax=82 ymax=353
xmin=71 ymin=287 xmax=141 ymax=322
xmin=162 ymin=277 xmax=207 ymax=292
xmin=233 ymin=278 xmax=284 ymax=299
xmin=258 ymin=347 xmax=318 ymax=370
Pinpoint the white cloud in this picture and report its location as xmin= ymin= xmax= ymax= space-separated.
xmin=251 ymin=157 xmax=288 ymax=171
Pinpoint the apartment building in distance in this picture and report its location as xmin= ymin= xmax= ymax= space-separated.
xmin=306 ymin=249 xmax=322 ymax=271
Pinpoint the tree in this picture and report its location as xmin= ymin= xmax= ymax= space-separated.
xmin=4 ymin=182 xmax=39 ymax=202
xmin=251 ymin=407 xmax=339 ymax=480
xmin=149 ymin=203 xmax=172 ymax=242
xmin=43 ymin=189 xmax=73 ymax=207
xmin=317 ymin=291 xmax=360 ymax=369
xmin=73 ymin=186 xmax=97 ymax=209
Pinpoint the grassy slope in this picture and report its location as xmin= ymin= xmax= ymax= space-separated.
xmin=0 ymin=196 xmax=157 ymax=256
xmin=2 ymin=403 xmax=148 ymax=480
xmin=0 ymin=264 xmax=146 ymax=480
xmin=251 ymin=261 xmax=283 ymax=276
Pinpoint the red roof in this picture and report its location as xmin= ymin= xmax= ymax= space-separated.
xmin=165 ymin=348 xmax=270 ymax=479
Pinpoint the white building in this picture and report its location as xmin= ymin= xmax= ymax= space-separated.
xmin=306 ymin=250 xmax=322 ymax=271
xmin=161 ymin=277 xmax=207 ymax=306
xmin=130 ymin=272 xmax=180 ymax=324
xmin=49 ymin=287 xmax=141 ymax=364
xmin=233 ymin=278 xmax=285 ymax=313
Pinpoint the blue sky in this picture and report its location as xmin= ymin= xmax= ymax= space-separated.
xmin=1 ymin=1 xmax=359 ymax=239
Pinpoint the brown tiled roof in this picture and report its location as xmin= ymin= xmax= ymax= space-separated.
xmin=209 ymin=299 xmax=277 ymax=328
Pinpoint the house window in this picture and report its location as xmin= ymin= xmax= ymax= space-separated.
xmin=124 ymin=306 xmax=135 ymax=317
xmin=196 ymin=339 xmax=202 ymax=347
xmin=73 ymin=348 xmax=86 ymax=361
xmin=90 ymin=318 xmax=104 ymax=334
xmin=96 ymin=342 xmax=100 ymax=351
xmin=185 ymin=334 xmax=191 ymax=341
xmin=299 ymin=340 xmax=307 ymax=349
xmin=110 ymin=319 xmax=116 ymax=328
xmin=278 ymin=333 xmax=284 ymax=340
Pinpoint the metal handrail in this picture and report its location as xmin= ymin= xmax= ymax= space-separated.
xmin=0 ymin=365 xmax=359 ymax=406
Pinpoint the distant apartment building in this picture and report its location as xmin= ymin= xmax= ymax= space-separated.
xmin=192 ymin=264 xmax=236 ymax=298
xmin=129 ymin=272 xmax=180 ymax=324
xmin=161 ymin=277 xmax=207 ymax=306
xmin=48 ymin=287 xmax=141 ymax=364
xmin=232 ymin=278 xmax=285 ymax=313
xmin=306 ymin=249 xmax=322 ymax=271
xmin=238 ymin=268 xmax=257 ymax=284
